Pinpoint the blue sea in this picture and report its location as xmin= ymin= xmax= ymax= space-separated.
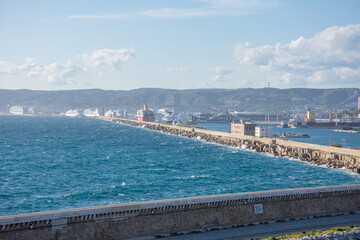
xmin=1 ymin=116 xmax=360 ymax=217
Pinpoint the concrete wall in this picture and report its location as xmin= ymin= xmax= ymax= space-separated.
xmin=1 ymin=185 xmax=360 ymax=240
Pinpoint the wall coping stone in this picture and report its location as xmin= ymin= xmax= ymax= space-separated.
xmin=1 ymin=184 xmax=360 ymax=226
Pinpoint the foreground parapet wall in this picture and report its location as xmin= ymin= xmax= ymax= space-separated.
xmin=1 ymin=185 xmax=360 ymax=240
xmin=102 ymin=117 xmax=360 ymax=173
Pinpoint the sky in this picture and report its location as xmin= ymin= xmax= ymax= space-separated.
xmin=0 ymin=0 xmax=360 ymax=90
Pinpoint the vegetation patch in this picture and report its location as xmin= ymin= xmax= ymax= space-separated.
xmin=257 ymin=225 xmax=358 ymax=239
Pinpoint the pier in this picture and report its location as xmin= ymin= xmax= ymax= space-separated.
xmin=102 ymin=117 xmax=360 ymax=174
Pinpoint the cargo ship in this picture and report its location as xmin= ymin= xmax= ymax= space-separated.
xmin=302 ymin=109 xmax=360 ymax=128
xmin=137 ymin=104 xmax=155 ymax=122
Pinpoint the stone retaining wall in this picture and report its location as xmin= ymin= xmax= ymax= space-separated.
xmin=1 ymin=185 xmax=359 ymax=240
xmin=102 ymin=117 xmax=360 ymax=173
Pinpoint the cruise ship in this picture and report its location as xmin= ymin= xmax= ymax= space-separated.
xmin=9 ymin=106 xmax=24 ymax=115
xmin=83 ymin=109 xmax=100 ymax=117
xmin=65 ymin=109 xmax=80 ymax=117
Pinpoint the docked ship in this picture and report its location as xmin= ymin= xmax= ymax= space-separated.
xmin=137 ymin=104 xmax=155 ymax=122
xmin=104 ymin=109 xmax=115 ymax=118
xmin=162 ymin=112 xmax=177 ymax=124
xmin=9 ymin=106 xmax=24 ymax=115
xmin=208 ymin=113 xmax=228 ymax=123
xmin=83 ymin=109 xmax=100 ymax=117
xmin=65 ymin=109 xmax=80 ymax=117
xmin=300 ymin=109 xmax=360 ymax=128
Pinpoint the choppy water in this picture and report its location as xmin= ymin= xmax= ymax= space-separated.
xmin=1 ymin=116 xmax=360 ymax=216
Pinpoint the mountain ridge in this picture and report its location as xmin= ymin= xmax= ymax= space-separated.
xmin=1 ymin=88 xmax=359 ymax=114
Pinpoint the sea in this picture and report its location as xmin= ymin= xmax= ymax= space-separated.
xmin=1 ymin=115 xmax=360 ymax=217
xmin=194 ymin=122 xmax=360 ymax=148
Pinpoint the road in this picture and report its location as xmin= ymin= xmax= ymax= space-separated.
xmin=163 ymin=212 xmax=360 ymax=240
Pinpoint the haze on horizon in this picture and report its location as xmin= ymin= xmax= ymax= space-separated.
xmin=1 ymin=0 xmax=360 ymax=91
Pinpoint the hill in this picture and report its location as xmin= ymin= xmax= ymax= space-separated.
xmin=0 ymin=88 xmax=359 ymax=114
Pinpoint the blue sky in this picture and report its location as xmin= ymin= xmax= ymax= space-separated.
xmin=1 ymin=0 xmax=360 ymax=90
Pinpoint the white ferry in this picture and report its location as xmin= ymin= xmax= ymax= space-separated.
xmin=65 ymin=109 xmax=80 ymax=117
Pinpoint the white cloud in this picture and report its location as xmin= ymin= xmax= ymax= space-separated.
xmin=0 ymin=48 xmax=134 ymax=86
xmin=209 ymin=67 xmax=234 ymax=82
xmin=81 ymin=48 xmax=134 ymax=70
xmin=28 ymin=61 xmax=85 ymax=85
xmin=307 ymin=67 xmax=360 ymax=85
xmin=166 ymin=67 xmax=190 ymax=72
xmin=0 ymin=60 xmax=85 ymax=85
xmin=0 ymin=59 xmax=85 ymax=85
xmin=0 ymin=61 xmax=19 ymax=75
xmin=0 ymin=58 xmax=37 ymax=76
xmin=68 ymin=0 xmax=280 ymax=19
xmin=234 ymin=24 xmax=360 ymax=87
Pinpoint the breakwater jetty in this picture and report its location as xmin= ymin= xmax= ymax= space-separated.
xmin=333 ymin=129 xmax=360 ymax=134
xmin=1 ymin=185 xmax=360 ymax=240
xmin=101 ymin=117 xmax=360 ymax=174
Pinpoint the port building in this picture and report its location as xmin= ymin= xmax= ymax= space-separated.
xmin=255 ymin=126 xmax=273 ymax=137
xmin=231 ymin=122 xmax=256 ymax=136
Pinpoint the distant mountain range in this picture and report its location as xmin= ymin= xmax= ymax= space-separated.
xmin=0 ymin=88 xmax=359 ymax=114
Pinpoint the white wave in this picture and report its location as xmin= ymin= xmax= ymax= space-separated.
xmin=190 ymin=174 xmax=210 ymax=179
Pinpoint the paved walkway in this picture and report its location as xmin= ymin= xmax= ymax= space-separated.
xmin=163 ymin=213 xmax=360 ymax=240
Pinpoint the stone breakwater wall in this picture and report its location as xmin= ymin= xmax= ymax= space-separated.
xmin=103 ymin=117 xmax=360 ymax=174
xmin=1 ymin=185 xmax=360 ymax=240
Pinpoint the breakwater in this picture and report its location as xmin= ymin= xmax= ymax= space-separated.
xmin=1 ymin=184 xmax=359 ymax=240
xmin=333 ymin=129 xmax=360 ymax=134
xmin=101 ymin=117 xmax=360 ymax=174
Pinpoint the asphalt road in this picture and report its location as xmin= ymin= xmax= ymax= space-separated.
xmin=162 ymin=212 xmax=360 ymax=240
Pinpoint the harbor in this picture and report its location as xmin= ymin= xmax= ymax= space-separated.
xmin=1 ymin=115 xmax=360 ymax=240
xmin=2 ymin=1 xmax=360 ymax=238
